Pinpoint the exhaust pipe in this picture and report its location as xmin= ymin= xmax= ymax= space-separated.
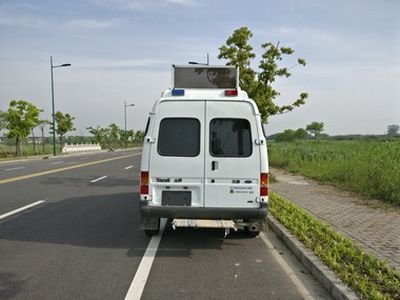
xmin=250 ymin=224 xmax=258 ymax=232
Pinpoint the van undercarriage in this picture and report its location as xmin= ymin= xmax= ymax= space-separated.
xmin=140 ymin=201 xmax=267 ymax=219
xmin=140 ymin=201 xmax=267 ymax=237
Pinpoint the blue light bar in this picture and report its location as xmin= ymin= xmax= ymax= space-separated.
xmin=172 ymin=88 xmax=185 ymax=96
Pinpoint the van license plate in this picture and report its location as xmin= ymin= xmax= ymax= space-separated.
xmin=162 ymin=191 xmax=191 ymax=206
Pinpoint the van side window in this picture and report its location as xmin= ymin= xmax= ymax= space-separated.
xmin=158 ymin=118 xmax=200 ymax=157
xmin=210 ymin=118 xmax=252 ymax=157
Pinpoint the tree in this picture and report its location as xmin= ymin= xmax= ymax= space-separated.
xmin=306 ymin=122 xmax=324 ymax=140
xmin=54 ymin=111 xmax=75 ymax=151
xmin=87 ymin=125 xmax=110 ymax=146
xmin=387 ymin=124 xmax=399 ymax=136
xmin=108 ymin=123 xmax=120 ymax=148
xmin=119 ymin=129 xmax=134 ymax=146
xmin=4 ymin=100 xmax=43 ymax=156
xmin=294 ymin=128 xmax=308 ymax=140
xmin=218 ymin=27 xmax=308 ymax=122
xmin=134 ymin=130 xmax=145 ymax=143
xmin=276 ymin=129 xmax=295 ymax=142
xmin=0 ymin=110 xmax=7 ymax=131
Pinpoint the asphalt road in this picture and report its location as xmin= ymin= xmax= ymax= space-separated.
xmin=0 ymin=150 xmax=332 ymax=300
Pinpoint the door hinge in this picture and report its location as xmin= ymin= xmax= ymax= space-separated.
xmin=255 ymin=139 xmax=265 ymax=145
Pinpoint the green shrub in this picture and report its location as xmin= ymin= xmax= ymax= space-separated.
xmin=269 ymin=193 xmax=400 ymax=300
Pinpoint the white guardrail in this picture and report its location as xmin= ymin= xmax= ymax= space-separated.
xmin=61 ymin=143 xmax=102 ymax=154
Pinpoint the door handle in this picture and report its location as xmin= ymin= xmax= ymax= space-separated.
xmin=211 ymin=161 xmax=218 ymax=171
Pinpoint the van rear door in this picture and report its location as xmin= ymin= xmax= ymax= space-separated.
xmin=149 ymin=100 xmax=205 ymax=208
xmin=204 ymin=101 xmax=260 ymax=208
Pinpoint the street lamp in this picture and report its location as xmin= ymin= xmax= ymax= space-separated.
xmin=50 ymin=56 xmax=71 ymax=156
xmin=188 ymin=53 xmax=210 ymax=65
xmin=124 ymin=101 xmax=135 ymax=148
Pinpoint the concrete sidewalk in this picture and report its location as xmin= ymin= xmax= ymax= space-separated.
xmin=270 ymin=167 xmax=400 ymax=271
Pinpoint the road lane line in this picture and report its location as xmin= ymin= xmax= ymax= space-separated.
xmin=0 ymin=200 xmax=45 ymax=220
xmin=5 ymin=167 xmax=26 ymax=171
xmin=259 ymin=232 xmax=314 ymax=300
xmin=0 ymin=153 xmax=140 ymax=185
xmin=90 ymin=176 xmax=108 ymax=183
xmin=125 ymin=166 xmax=133 ymax=170
xmin=125 ymin=219 xmax=167 ymax=300
xmin=51 ymin=161 xmax=64 ymax=165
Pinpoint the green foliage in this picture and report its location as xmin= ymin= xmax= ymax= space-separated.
xmin=276 ymin=128 xmax=309 ymax=142
xmin=306 ymin=121 xmax=324 ymax=139
xmin=86 ymin=124 xmax=144 ymax=149
xmin=54 ymin=111 xmax=75 ymax=149
xmin=276 ymin=129 xmax=295 ymax=142
xmin=87 ymin=125 xmax=110 ymax=147
xmin=134 ymin=130 xmax=145 ymax=143
xmin=108 ymin=123 xmax=121 ymax=148
xmin=4 ymin=100 xmax=43 ymax=156
xmin=294 ymin=128 xmax=308 ymax=140
xmin=119 ymin=128 xmax=134 ymax=146
xmin=0 ymin=142 xmax=54 ymax=158
xmin=387 ymin=124 xmax=399 ymax=136
xmin=269 ymin=193 xmax=400 ymax=300
xmin=268 ymin=140 xmax=400 ymax=204
xmin=64 ymin=136 xmax=93 ymax=144
xmin=218 ymin=27 xmax=308 ymax=122
xmin=0 ymin=110 xmax=7 ymax=131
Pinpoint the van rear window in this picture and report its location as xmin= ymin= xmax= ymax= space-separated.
xmin=158 ymin=118 xmax=200 ymax=157
xmin=210 ymin=118 xmax=252 ymax=157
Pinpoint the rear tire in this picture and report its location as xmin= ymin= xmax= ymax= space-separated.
xmin=141 ymin=217 xmax=160 ymax=236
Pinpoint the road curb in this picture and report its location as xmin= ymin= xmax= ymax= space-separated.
xmin=267 ymin=215 xmax=359 ymax=300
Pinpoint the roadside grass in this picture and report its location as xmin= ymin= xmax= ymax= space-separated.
xmin=268 ymin=140 xmax=400 ymax=205
xmin=269 ymin=193 xmax=400 ymax=300
xmin=0 ymin=144 xmax=56 ymax=158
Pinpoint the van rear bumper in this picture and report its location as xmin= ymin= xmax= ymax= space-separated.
xmin=140 ymin=201 xmax=267 ymax=219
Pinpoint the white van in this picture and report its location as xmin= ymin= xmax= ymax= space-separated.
xmin=139 ymin=65 xmax=269 ymax=236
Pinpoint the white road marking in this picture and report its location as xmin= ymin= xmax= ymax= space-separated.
xmin=90 ymin=176 xmax=108 ymax=183
xmin=5 ymin=167 xmax=26 ymax=171
xmin=51 ymin=161 xmax=64 ymax=165
xmin=125 ymin=218 xmax=167 ymax=300
xmin=79 ymin=157 xmax=87 ymax=160
xmin=259 ymin=232 xmax=314 ymax=300
xmin=0 ymin=200 xmax=45 ymax=220
xmin=124 ymin=165 xmax=133 ymax=170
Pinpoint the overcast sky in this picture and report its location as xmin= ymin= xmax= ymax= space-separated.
xmin=0 ymin=0 xmax=399 ymax=136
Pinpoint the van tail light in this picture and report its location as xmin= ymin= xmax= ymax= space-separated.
xmin=140 ymin=171 xmax=149 ymax=195
xmin=260 ymin=173 xmax=269 ymax=196
xmin=225 ymin=89 xmax=238 ymax=96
